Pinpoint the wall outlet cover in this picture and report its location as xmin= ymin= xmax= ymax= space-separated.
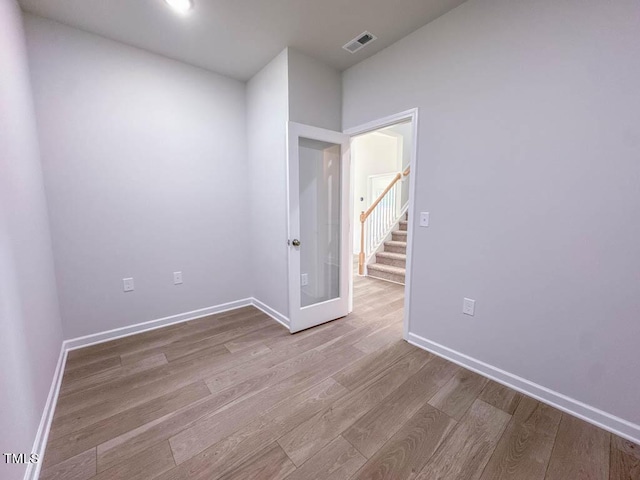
xmin=301 ymin=273 xmax=309 ymax=286
xmin=463 ymin=298 xmax=475 ymax=316
xmin=123 ymin=277 xmax=134 ymax=292
xmin=173 ymin=271 xmax=183 ymax=285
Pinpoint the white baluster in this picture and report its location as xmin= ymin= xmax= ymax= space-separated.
xmin=371 ymin=209 xmax=376 ymax=255
xmin=392 ymin=184 xmax=397 ymax=225
xmin=369 ymin=217 xmax=372 ymax=256
xmin=371 ymin=208 xmax=380 ymax=249
xmin=378 ymin=205 xmax=382 ymax=243
xmin=387 ymin=187 xmax=391 ymax=230
xmin=383 ymin=196 xmax=387 ymax=234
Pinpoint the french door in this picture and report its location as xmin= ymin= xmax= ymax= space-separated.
xmin=287 ymin=122 xmax=351 ymax=333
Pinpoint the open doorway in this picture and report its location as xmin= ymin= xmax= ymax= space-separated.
xmin=346 ymin=110 xmax=418 ymax=340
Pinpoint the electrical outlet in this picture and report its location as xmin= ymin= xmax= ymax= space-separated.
xmin=301 ymin=273 xmax=309 ymax=286
xmin=173 ymin=271 xmax=183 ymax=285
xmin=463 ymin=298 xmax=475 ymax=316
xmin=123 ymin=277 xmax=134 ymax=292
xmin=419 ymin=212 xmax=430 ymax=227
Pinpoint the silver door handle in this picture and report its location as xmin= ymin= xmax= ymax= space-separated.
xmin=291 ymin=239 xmax=301 ymax=247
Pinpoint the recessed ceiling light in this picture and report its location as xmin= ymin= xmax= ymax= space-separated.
xmin=164 ymin=0 xmax=193 ymax=15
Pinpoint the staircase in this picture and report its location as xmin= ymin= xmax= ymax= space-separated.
xmin=367 ymin=215 xmax=407 ymax=284
xmin=357 ymin=167 xmax=410 ymax=286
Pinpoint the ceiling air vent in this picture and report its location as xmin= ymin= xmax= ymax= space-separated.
xmin=342 ymin=31 xmax=377 ymax=54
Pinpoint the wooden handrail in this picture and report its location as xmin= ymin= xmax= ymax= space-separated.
xmin=359 ymin=168 xmax=410 ymax=275
xmin=360 ymin=173 xmax=401 ymax=223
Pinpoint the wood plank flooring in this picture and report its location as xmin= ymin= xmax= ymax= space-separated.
xmin=40 ymin=273 xmax=638 ymax=479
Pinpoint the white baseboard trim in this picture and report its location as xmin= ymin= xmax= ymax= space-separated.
xmin=24 ymin=344 xmax=67 ymax=480
xmin=25 ymin=296 xmax=289 ymax=479
xmin=251 ymin=298 xmax=290 ymax=328
xmin=407 ymin=331 xmax=640 ymax=445
xmin=64 ymin=298 xmax=253 ymax=352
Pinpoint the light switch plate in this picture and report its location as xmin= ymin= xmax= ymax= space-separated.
xmin=173 ymin=271 xmax=183 ymax=285
xmin=123 ymin=277 xmax=134 ymax=292
xmin=463 ymin=298 xmax=475 ymax=316
xmin=419 ymin=212 xmax=430 ymax=227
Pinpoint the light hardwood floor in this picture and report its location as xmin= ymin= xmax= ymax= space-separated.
xmin=40 ymin=274 xmax=639 ymax=479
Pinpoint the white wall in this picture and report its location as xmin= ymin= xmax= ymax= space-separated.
xmin=0 ymin=3 xmax=64 ymax=479
xmin=246 ymin=48 xmax=343 ymax=320
xmin=390 ymin=122 xmax=413 ymax=208
xmin=288 ymin=48 xmax=342 ymax=131
xmin=383 ymin=123 xmax=414 ymax=211
xmin=386 ymin=122 xmax=413 ymax=171
xmin=24 ymin=15 xmax=251 ymax=339
xmin=352 ymin=132 xmax=400 ymax=252
xmin=344 ymin=0 xmax=640 ymax=433
xmin=247 ymin=49 xmax=290 ymax=317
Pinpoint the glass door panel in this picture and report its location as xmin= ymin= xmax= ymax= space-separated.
xmin=287 ymin=123 xmax=350 ymax=333
xmin=298 ymin=138 xmax=341 ymax=308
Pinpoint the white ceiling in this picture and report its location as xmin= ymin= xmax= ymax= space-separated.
xmin=19 ymin=0 xmax=467 ymax=81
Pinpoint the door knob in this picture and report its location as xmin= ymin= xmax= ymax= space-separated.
xmin=291 ymin=239 xmax=301 ymax=247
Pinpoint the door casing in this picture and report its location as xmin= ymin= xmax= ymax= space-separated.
xmin=344 ymin=108 xmax=419 ymax=341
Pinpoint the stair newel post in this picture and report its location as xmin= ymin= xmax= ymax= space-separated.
xmin=359 ymin=211 xmax=366 ymax=275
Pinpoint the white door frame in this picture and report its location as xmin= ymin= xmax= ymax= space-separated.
xmin=344 ymin=108 xmax=419 ymax=341
xmin=286 ymin=122 xmax=351 ymax=333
